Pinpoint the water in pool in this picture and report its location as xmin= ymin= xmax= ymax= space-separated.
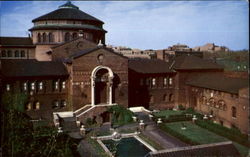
xmin=102 ymin=137 xmax=151 ymax=157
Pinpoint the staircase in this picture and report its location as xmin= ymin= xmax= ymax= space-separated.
xmin=54 ymin=104 xmax=117 ymax=133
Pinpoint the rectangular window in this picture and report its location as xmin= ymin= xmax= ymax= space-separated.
xmin=31 ymin=82 xmax=35 ymax=90
xmin=6 ymin=84 xmax=10 ymax=91
xmin=62 ymin=81 xmax=66 ymax=89
xmin=53 ymin=81 xmax=59 ymax=91
xmin=152 ymin=78 xmax=156 ymax=86
xmin=39 ymin=82 xmax=43 ymax=90
xmin=169 ymin=77 xmax=173 ymax=85
xmin=210 ymin=92 xmax=214 ymax=97
xmin=163 ymin=77 xmax=167 ymax=86
xmin=23 ymin=82 xmax=27 ymax=91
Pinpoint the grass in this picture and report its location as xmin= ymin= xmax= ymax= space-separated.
xmin=164 ymin=121 xmax=227 ymax=144
xmin=153 ymin=110 xmax=183 ymax=118
xmin=161 ymin=122 xmax=249 ymax=156
xmin=138 ymin=134 xmax=163 ymax=150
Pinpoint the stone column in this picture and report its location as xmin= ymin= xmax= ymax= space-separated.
xmin=91 ymin=76 xmax=96 ymax=106
xmin=108 ymin=78 xmax=113 ymax=105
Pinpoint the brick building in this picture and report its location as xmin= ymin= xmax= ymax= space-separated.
xmin=0 ymin=1 xmax=249 ymax=135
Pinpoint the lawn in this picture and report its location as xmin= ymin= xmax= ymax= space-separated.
xmin=164 ymin=121 xmax=227 ymax=144
xmin=161 ymin=121 xmax=249 ymax=156
xmin=153 ymin=110 xmax=183 ymax=118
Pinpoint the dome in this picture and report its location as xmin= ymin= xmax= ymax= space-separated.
xmin=31 ymin=1 xmax=104 ymax=24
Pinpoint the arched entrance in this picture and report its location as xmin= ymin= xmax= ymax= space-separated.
xmin=91 ymin=66 xmax=114 ymax=105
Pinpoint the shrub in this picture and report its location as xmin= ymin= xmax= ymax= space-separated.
xmin=108 ymin=105 xmax=134 ymax=126
xmin=196 ymin=120 xmax=250 ymax=147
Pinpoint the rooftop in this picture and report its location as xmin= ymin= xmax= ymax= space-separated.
xmin=129 ymin=58 xmax=173 ymax=74
xmin=173 ymin=55 xmax=224 ymax=70
xmin=186 ymin=73 xmax=249 ymax=94
xmin=1 ymin=59 xmax=68 ymax=78
xmin=0 ymin=37 xmax=34 ymax=47
xmin=32 ymin=2 xmax=103 ymax=24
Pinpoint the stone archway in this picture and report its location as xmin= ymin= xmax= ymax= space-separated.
xmin=91 ymin=66 xmax=114 ymax=105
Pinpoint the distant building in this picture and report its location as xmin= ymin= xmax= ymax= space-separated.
xmin=193 ymin=43 xmax=229 ymax=52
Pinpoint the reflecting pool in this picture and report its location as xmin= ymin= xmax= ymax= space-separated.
xmin=102 ymin=137 xmax=151 ymax=157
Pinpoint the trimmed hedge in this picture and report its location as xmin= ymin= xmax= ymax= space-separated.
xmin=196 ymin=120 xmax=250 ymax=147
xmin=159 ymin=124 xmax=200 ymax=145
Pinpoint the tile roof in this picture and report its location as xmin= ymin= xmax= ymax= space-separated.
xmin=129 ymin=58 xmax=173 ymax=74
xmin=148 ymin=141 xmax=240 ymax=157
xmin=173 ymin=55 xmax=224 ymax=70
xmin=1 ymin=59 xmax=68 ymax=78
xmin=32 ymin=8 xmax=103 ymax=24
xmin=186 ymin=73 xmax=249 ymax=94
xmin=0 ymin=37 xmax=34 ymax=47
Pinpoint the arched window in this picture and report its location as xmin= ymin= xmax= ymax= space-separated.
xmin=232 ymin=106 xmax=236 ymax=118
xmin=20 ymin=50 xmax=25 ymax=57
xmin=25 ymin=102 xmax=32 ymax=111
xmin=163 ymin=94 xmax=168 ymax=102
xmin=7 ymin=50 xmax=12 ymax=57
xmin=37 ymin=33 xmax=41 ymax=43
xmin=209 ymin=98 xmax=215 ymax=107
xmin=72 ymin=32 xmax=78 ymax=39
xmin=200 ymin=96 xmax=207 ymax=105
xmin=61 ymin=100 xmax=67 ymax=107
xmin=48 ymin=32 xmax=53 ymax=42
xmin=65 ymin=32 xmax=70 ymax=42
xmin=34 ymin=101 xmax=40 ymax=110
xmin=1 ymin=50 xmax=7 ymax=57
xmin=42 ymin=33 xmax=47 ymax=42
xmin=52 ymin=100 xmax=59 ymax=109
xmin=14 ymin=50 xmax=20 ymax=57
xmin=218 ymin=100 xmax=226 ymax=110
xmin=169 ymin=94 xmax=174 ymax=102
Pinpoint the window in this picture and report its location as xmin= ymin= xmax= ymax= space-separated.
xmin=210 ymin=92 xmax=214 ymax=97
xmin=34 ymin=102 xmax=40 ymax=110
xmin=169 ymin=94 xmax=174 ymax=102
xmin=1 ymin=50 xmax=7 ymax=57
xmin=42 ymin=33 xmax=47 ymax=42
xmin=23 ymin=82 xmax=28 ymax=91
xmin=20 ymin=50 xmax=25 ymax=57
xmin=61 ymin=81 xmax=66 ymax=89
xmin=31 ymin=82 xmax=35 ymax=90
xmin=61 ymin=100 xmax=67 ymax=107
xmin=37 ymin=33 xmax=41 ymax=42
xmin=6 ymin=84 xmax=10 ymax=91
xmin=7 ymin=50 xmax=12 ymax=57
xmin=53 ymin=100 xmax=59 ymax=109
xmin=38 ymin=82 xmax=43 ymax=90
xmin=14 ymin=50 xmax=20 ymax=57
xmin=25 ymin=102 xmax=32 ymax=111
xmin=163 ymin=77 xmax=167 ymax=86
xmin=72 ymin=33 xmax=78 ymax=39
xmin=163 ymin=94 xmax=168 ymax=102
xmin=65 ymin=32 xmax=70 ymax=42
xmin=169 ymin=77 xmax=173 ymax=85
xmin=232 ymin=106 xmax=236 ymax=118
xmin=53 ymin=80 xmax=59 ymax=91
xmin=48 ymin=33 xmax=53 ymax=42
xmin=152 ymin=78 xmax=156 ymax=86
